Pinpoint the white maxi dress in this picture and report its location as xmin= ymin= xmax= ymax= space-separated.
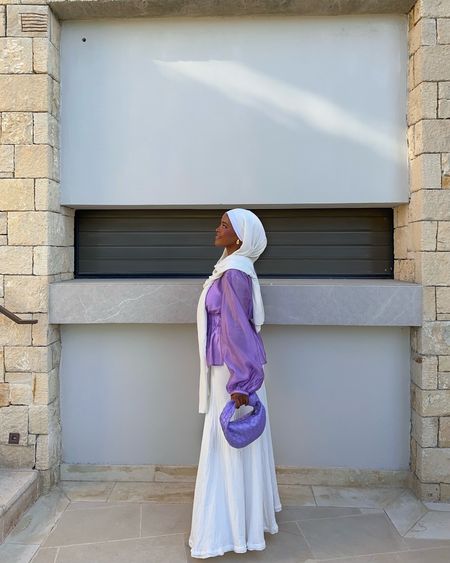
xmin=189 ymin=364 xmax=281 ymax=557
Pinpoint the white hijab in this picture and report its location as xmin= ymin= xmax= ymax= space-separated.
xmin=196 ymin=208 xmax=267 ymax=413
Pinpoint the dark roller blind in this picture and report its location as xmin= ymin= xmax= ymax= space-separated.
xmin=75 ymin=209 xmax=393 ymax=278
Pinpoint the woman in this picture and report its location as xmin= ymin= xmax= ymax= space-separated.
xmin=189 ymin=208 xmax=282 ymax=559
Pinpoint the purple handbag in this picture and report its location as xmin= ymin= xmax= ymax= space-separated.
xmin=220 ymin=392 xmax=266 ymax=448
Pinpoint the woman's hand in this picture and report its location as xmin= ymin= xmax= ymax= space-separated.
xmin=231 ymin=392 xmax=249 ymax=408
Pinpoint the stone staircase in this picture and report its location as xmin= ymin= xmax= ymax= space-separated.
xmin=0 ymin=470 xmax=40 ymax=544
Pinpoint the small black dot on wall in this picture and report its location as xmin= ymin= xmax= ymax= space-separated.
xmin=82 ymin=37 xmax=87 ymax=42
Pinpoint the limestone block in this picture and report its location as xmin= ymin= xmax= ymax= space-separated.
xmin=33 ymin=112 xmax=59 ymax=147
xmin=49 ymin=9 xmax=60 ymax=49
xmin=50 ymin=78 xmax=60 ymax=118
xmin=414 ymin=320 xmax=450 ymax=355
xmin=415 ymin=45 xmax=450 ymax=82
xmin=423 ymin=285 xmax=437 ymax=320
xmin=33 ymin=369 xmax=58 ymax=405
xmin=5 ymin=372 xmax=33 ymax=385
xmin=33 ymin=38 xmax=59 ymax=81
xmin=32 ymin=313 xmax=60 ymax=346
xmin=0 ymin=349 xmax=4 ymax=380
xmin=417 ymin=445 xmax=450 ymax=482
xmin=411 ymin=354 xmax=438 ymax=389
xmin=0 ymin=145 xmax=13 ymax=173
xmin=8 ymin=211 xmax=73 ymax=246
xmin=0 ymin=382 xmax=10 ymax=406
xmin=437 ymin=287 xmax=450 ymax=313
xmin=0 ymin=37 xmax=32 ymax=73
xmin=415 ymin=119 xmax=450 ymax=154
xmin=0 ymin=112 xmax=32 ymax=144
xmin=439 ymin=99 xmax=450 ymax=118
xmin=0 ymin=212 xmax=6 ymax=234
xmin=408 ymin=52 xmax=414 ymax=92
xmin=411 ymin=409 xmax=438 ymax=446
xmin=440 ymin=82 xmax=450 ymax=99
xmin=411 ymin=474 xmax=440 ymax=501
xmin=51 ymin=340 xmax=61 ymax=370
xmin=412 ymin=385 xmax=450 ymax=416
xmin=438 ymin=18 xmax=450 ymax=43
xmin=34 ymin=178 xmax=61 ymax=212
xmin=437 ymin=222 xmax=450 ymax=250
xmin=409 ymin=18 xmax=437 ymax=54
xmin=439 ymin=372 xmax=450 ymax=388
xmin=10 ymin=383 xmax=32 ymax=405
xmin=441 ymin=483 xmax=450 ymax=501
xmin=407 ymin=122 xmax=415 ymax=158
xmin=409 ymin=221 xmax=437 ymax=251
xmin=394 ymin=226 xmax=408 ymax=258
xmin=0 ymin=314 xmax=31 ymax=346
xmin=394 ymin=204 xmax=409 ymax=227
xmin=0 ymin=75 xmax=49 ymax=112
xmin=394 ymin=258 xmax=415 ymax=282
xmin=417 ymin=251 xmax=450 ymax=285
xmin=5 ymin=346 xmax=50 ymax=372
xmin=0 ymin=405 xmax=28 ymax=446
xmin=0 ymin=246 xmax=32 ymax=274
xmin=29 ymin=404 xmax=49 ymax=434
xmin=36 ymin=431 xmax=60 ymax=470
xmin=0 ymin=444 xmax=35 ymax=468
xmin=6 ymin=5 xmax=49 ymax=38
xmin=420 ymin=0 xmax=450 ymax=18
xmin=440 ymin=355 xmax=450 ymax=371
xmin=15 ymin=144 xmax=53 ymax=179
xmin=410 ymin=154 xmax=442 ymax=191
xmin=0 ymin=6 xmax=4 ymax=37
xmin=4 ymin=275 xmax=48 ymax=312
xmin=408 ymin=82 xmax=437 ymax=124
xmin=410 ymin=190 xmax=450 ymax=221
xmin=0 ymin=179 xmax=34 ymax=211
xmin=33 ymin=246 xmax=74 ymax=276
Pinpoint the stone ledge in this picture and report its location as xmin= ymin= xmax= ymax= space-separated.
xmin=48 ymin=0 xmax=416 ymax=20
xmin=49 ymin=278 xmax=422 ymax=326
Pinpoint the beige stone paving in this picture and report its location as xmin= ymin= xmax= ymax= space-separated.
xmin=1 ymin=483 xmax=450 ymax=562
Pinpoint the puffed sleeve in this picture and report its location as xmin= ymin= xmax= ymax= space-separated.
xmin=220 ymin=269 xmax=265 ymax=397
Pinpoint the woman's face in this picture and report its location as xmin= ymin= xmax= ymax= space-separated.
xmin=215 ymin=213 xmax=238 ymax=247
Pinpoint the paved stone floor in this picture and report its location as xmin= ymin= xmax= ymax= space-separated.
xmin=2 ymin=481 xmax=450 ymax=562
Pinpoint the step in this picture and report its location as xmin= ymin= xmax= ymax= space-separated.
xmin=0 ymin=469 xmax=39 ymax=544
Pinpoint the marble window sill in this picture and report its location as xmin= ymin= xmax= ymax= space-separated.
xmin=49 ymin=278 xmax=422 ymax=326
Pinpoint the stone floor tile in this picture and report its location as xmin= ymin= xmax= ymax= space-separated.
xmin=59 ymin=481 xmax=115 ymax=501
xmin=61 ymin=464 xmax=155 ymax=482
xmin=312 ymin=486 xmax=405 ymax=509
xmin=297 ymin=512 xmax=406 ymax=559
xmin=185 ymin=521 xmax=313 ymax=562
xmin=383 ymin=489 xmax=428 ymax=536
xmin=405 ymin=510 xmax=450 ymax=540
xmin=5 ymin=487 xmax=69 ymax=545
xmin=0 ymin=542 xmax=39 ymax=563
xmin=66 ymin=500 xmax=136 ymax=511
xmin=424 ymin=502 xmax=450 ymax=512
xmin=276 ymin=505 xmax=363 ymax=523
xmin=30 ymin=547 xmax=58 ymax=563
xmin=303 ymin=546 xmax=450 ymax=562
xmin=154 ymin=465 xmax=197 ymax=483
xmin=41 ymin=503 xmax=140 ymax=547
xmin=141 ymin=502 xmax=192 ymax=536
xmin=55 ymin=533 xmax=187 ymax=563
xmin=278 ymin=485 xmax=316 ymax=506
xmin=109 ymin=481 xmax=194 ymax=503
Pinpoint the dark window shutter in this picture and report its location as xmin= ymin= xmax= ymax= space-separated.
xmin=75 ymin=208 xmax=393 ymax=278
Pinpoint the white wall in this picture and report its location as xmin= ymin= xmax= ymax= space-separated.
xmin=60 ymin=16 xmax=408 ymax=207
xmin=60 ymin=324 xmax=411 ymax=470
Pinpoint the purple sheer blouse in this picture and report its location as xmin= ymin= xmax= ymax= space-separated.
xmin=205 ymin=268 xmax=267 ymax=397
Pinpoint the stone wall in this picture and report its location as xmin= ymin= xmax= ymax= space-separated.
xmin=0 ymin=0 xmax=449 ymax=499
xmin=396 ymin=0 xmax=450 ymax=501
xmin=0 ymin=2 xmax=74 ymax=493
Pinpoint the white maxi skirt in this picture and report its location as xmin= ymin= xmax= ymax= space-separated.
xmin=189 ymin=364 xmax=282 ymax=559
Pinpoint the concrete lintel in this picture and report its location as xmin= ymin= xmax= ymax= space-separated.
xmin=49 ymin=278 xmax=422 ymax=326
xmin=48 ymin=0 xmax=416 ymax=20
